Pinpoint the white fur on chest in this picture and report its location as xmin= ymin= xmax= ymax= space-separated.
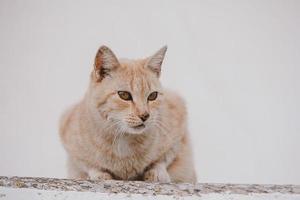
xmin=105 ymin=136 xmax=155 ymax=180
xmin=114 ymin=137 xmax=134 ymax=158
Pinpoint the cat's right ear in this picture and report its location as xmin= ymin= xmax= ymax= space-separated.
xmin=93 ymin=45 xmax=120 ymax=82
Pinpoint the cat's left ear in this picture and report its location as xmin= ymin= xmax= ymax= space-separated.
xmin=146 ymin=45 xmax=167 ymax=77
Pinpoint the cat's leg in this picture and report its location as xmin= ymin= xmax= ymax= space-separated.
xmin=144 ymin=163 xmax=171 ymax=183
xmin=68 ymin=157 xmax=112 ymax=180
xmin=67 ymin=157 xmax=88 ymax=179
xmin=144 ymin=142 xmax=180 ymax=183
xmin=87 ymin=168 xmax=113 ymax=180
xmin=167 ymin=135 xmax=197 ymax=183
xmin=144 ymin=135 xmax=197 ymax=183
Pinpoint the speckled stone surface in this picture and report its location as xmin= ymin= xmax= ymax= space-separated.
xmin=0 ymin=176 xmax=299 ymax=197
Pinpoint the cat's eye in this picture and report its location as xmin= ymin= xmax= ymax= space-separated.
xmin=118 ymin=91 xmax=132 ymax=101
xmin=148 ymin=91 xmax=158 ymax=101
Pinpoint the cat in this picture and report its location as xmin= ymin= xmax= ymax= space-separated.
xmin=59 ymin=45 xmax=197 ymax=183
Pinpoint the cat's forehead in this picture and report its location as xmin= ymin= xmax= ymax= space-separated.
xmin=115 ymin=59 xmax=160 ymax=92
xmin=119 ymin=58 xmax=146 ymax=69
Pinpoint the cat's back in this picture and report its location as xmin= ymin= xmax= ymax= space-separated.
xmin=59 ymin=102 xmax=82 ymax=144
xmin=163 ymin=89 xmax=187 ymax=126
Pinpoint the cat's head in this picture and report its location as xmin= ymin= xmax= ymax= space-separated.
xmin=88 ymin=45 xmax=167 ymax=134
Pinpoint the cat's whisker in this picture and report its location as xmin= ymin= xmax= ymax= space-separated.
xmin=103 ymin=121 xmax=118 ymax=132
xmin=112 ymin=121 xmax=124 ymax=147
xmin=155 ymin=124 xmax=168 ymax=136
xmin=112 ymin=131 xmax=119 ymax=147
xmin=148 ymin=116 xmax=170 ymax=132
xmin=155 ymin=115 xmax=170 ymax=130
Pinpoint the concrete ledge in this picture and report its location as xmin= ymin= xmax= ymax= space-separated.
xmin=0 ymin=176 xmax=300 ymax=199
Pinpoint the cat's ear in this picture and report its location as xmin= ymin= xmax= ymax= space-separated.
xmin=146 ymin=45 xmax=167 ymax=77
xmin=94 ymin=45 xmax=120 ymax=82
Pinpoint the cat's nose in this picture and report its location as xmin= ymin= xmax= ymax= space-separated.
xmin=139 ymin=112 xmax=150 ymax=122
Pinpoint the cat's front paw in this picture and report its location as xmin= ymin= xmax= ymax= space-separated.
xmin=144 ymin=165 xmax=171 ymax=183
xmin=88 ymin=169 xmax=113 ymax=180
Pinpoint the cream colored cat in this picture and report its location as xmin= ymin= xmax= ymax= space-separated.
xmin=59 ymin=45 xmax=197 ymax=183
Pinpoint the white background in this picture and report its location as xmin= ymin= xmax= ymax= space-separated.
xmin=0 ymin=0 xmax=299 ymax=184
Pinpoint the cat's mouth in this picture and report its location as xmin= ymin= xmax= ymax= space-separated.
xmin=132 ymin=124 xmax=145 ymax=129
xmin=126 ymin=123 xmax=147 ymax=134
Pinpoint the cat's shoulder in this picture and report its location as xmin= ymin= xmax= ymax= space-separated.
xmin=163 ymin=89 xmax=187 ymax=119
xmin=59 ymin=101 xmax=82 ymax=138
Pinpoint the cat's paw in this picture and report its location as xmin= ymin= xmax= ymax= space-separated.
xmin=144 ymin=165 xmax=171 ymax=183
xmin=88 ymin=169 xmax=113 ymax=180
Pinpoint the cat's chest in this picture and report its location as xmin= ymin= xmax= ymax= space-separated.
xmin=99 ymin=138 xmax=158 ymax=180
xmin=113 ymin=138 xmax=135 ymax=158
